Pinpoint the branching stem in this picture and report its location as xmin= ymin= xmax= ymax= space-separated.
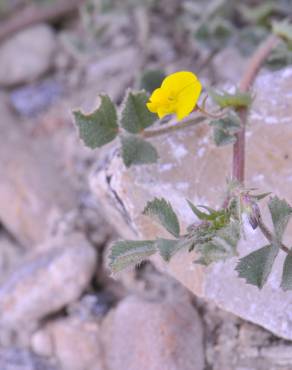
xmin=258 ymin=218 xmax=292 ymax=256
xmin=142 ymin=115 xmax=206 ymax=138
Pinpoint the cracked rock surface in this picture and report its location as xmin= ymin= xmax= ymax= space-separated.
xmin=91 ymin=67 xmax=292 ymax=340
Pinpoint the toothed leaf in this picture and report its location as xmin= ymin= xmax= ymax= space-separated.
xmin=156 ymin=238 xmax=181 ymax=262
xmin=121 ymin=91 xmax=156 ymax=133
xmin=193 ymin=220 xmax=240 ymax=265
xmin=268 ymin=196 xmax=292 ymax=244
xmin=74 ymin=95 xmax=118 ymax=149
xmin=140 ymin=69 xmax=166 ymax=94
xmin=143 ymin=198 xmax=180 ymax=237
xmin=281 ymin=254 xmax=292 ymax=291
xmin=121 ymin=135 xmax=158 ymax=167
xmin=236 ymin=244 xmax=279 ymax=289
xmin=109 ymin=240 xmax=156 ymax=273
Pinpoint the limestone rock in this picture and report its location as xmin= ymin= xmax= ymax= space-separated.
xmin=0 ymin=233 xmax=97 ymax=329
xmin=0 ymin=231 xmax=23 ymax=284
xmin=0 ymin=347 xmax=59 ymax=370
xmin=0 ymin=96 xmax=77 ymax=247
xmin=0 ymin=25 xmax=56 ymax=87
xmin=102 ymin=294 xmax=204 ymax=370
xmin=32 ymin=315 xmax=103 ymax=370
xmin=90 ymin=67 xmax=292 ymax=339
xmin=212 ymin=47 xmax=247 ymax=84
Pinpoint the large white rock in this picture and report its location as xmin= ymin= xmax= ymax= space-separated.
xmin=90 ymin=67 xmax=292 ymax=339
xmin=0 ymin=24 xmax=56 ymax=87
xmin=102 ymin=294 xmax=204 ymax=370
xmin=0 ymin=233 xmax=97 ymax=329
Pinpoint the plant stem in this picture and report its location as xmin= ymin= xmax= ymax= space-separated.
xmin=142 ymin=115 xmax=206 ymax=138
xmin=258 ymin=218 xmax=292 ymax=256
xmin=232 ymin=35 xmax=279 ymax=184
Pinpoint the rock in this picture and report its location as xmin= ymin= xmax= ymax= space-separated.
xmin=102 ymin=294 xmax=204 ymax=370
xmin=212 ymin=47 xmax=247 ymax=84
xmin=0 ymin=231 xmax=23 ymax=284
xmin=10 ymin=79 xmax=63 ymax=117
xmin=147 ymin=36 xmax=176 ymax=63
xmin=0 ymin=233 xmax=97 ymax=329
xmin=90 ymin=66 xmax=292 ymax=339
xmin=0 ymin=96 xmax=77 ymax=247
xmin=32 ymin=315 xmax=103 ymax=370
xmin=0 ymin=24 xmax=56 ymax=87
xmin=85 ymin=47 xmax=140 ymax=101
xmin=31 ymin=293 xmax=117 ymax=370
xmin=0 ymin=347 xmax=59 ymax=370
xmin=202 ymin=303 xmax=292 ymax=370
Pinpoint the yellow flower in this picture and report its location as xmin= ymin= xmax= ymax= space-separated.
xmin=146 ymin=71 xmax=202 ymax=121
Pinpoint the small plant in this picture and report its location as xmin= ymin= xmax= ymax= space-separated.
xmin=73 ymin=19 xmax=292 ymax=291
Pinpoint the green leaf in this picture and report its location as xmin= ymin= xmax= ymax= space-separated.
xmin=266 ymin=44 xmax=292 ymax=70
xmin=210 ymin=112 xmax=241 ymax=132
xmin=143 ymin=198 xmax=180 ymax=237
xmin=195 ymin=19 xmax=233 ymax=50
xmin=237 ymin=26 xmax=268 ymax=56
xmin=192 ymin=220 xmax=240 ymax=265
xmin=109 ymin=240 xmax=156 ymax=273
xmin=187 ymin=200 xmax=212 ymax=220
xmin=268 ymin=196 xmax=292 ymax=243
xmin=213 ymin=127 xmax=237 ymax=146
xmin=139 ymin=69 xmax=166 ymax=93
xmin=187 ymin=200 xmax=230 ymax=227
xmin=121 ymin=91 xmax=156 ymax=134
xmin=208 ymin=89 xmax=252 ymax=109
xmin=74 ymin=95 xmax=118 ymax=149
xmin=239 ymin=2 xmax=276 ymax=25
xmin=236 ymin=244 xmax=279 ymax=289
xmin=156 ymin=238 xmax=180 ymax=262
xmin=281 ymin=254 xmax=292 ymax=291
xmin=273 ymin=20 xmax=292 ymax=45
xmin=120 ymin=135 xmax=158 ymax=167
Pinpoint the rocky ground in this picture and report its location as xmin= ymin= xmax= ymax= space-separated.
xmin=0 ymin=1 xmax=292 ymax=370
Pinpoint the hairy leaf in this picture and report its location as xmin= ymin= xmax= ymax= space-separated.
xmin=187 ymin=200 xmax=230 ymax=228
xmin=74 ymin=95 xmax=118 ymax=149
xmin=239 ymin=2 xmax=276 ymax=25
xmin=195 ymin=19 xmax=233 ymax=50
xmin=121 ymin=91 xmax=156 ymax=133
xmin=208 ymin=89 xmax=252 ymax=109
xmin=140 ymin=69 xmax=166 ymax=93
xmin=236 ymin=244 xmax=279 ymax=289
xmin=143 ymin=198 xmax=180 ymax=237
xmin=187 ymin=200 xmax=213 ymax=221
xmin=266 ymin=42 xmax=292 ymax=70
xmin=121 ymin=135 xmax=158 ymax=167
xmin=273 ymin=20 xmax=292 ymax=45
xmin=210 ymin=112 xmax=241 ymax=146
xmin=268 ymin=196 xmax=292 ymax=243
xmin=109 ymin=240 xmax=156 ymax=273
xmin=156 ymin=238 xmax=181 ymax=262
xmin=213 ymin=127 xmax=237 ymax=146
xmin=281 ymin=254 xmax=292 ymax=291
xmin=193 ymin=220 xmax=240 ymax=265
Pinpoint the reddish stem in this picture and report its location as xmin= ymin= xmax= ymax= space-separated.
xmin=232 ymin=35 xmax=279 ymax=184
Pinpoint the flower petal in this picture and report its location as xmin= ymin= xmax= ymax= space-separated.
xmin=176 ymin=78 xmax=202 ymax=120
xmin=161 ymin=71 xmax=199 ymax=95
